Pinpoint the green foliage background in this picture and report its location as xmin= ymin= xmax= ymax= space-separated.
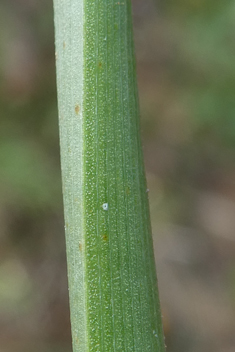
xmin=0 ymin=1 xmax=235 ymax=351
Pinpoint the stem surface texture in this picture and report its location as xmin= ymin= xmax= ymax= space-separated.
xmin=54 ymin=1 xmax=165 ymax=351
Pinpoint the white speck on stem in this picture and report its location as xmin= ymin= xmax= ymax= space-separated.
xmin=153 ymin=330 xmax=158 ymax=338
xmin=102 ymin=203 xmax=108 ymax=211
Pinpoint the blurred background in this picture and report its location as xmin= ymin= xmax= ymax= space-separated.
xmin=0 ymin=0 xmax=235 ymax=351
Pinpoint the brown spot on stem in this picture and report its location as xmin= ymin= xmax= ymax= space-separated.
xmin=102 ymin=234 xmax=108 ymax=241
xmin=75 ymin=104 xmax=80 ymax=114
xmin=98 ymin=62 xmax=102 ymax=68
xmin=79 ymin=242 xmax=82 ymax=251
xmin=63 ymin=41 xmax=66 ymax=49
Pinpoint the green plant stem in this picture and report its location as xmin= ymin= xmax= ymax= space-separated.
xmin=53 ymin=0 xmax=165 ymax=351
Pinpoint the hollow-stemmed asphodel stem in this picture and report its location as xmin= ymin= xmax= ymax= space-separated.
xmin=53 ymin=0 xmax=165 ymax=351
